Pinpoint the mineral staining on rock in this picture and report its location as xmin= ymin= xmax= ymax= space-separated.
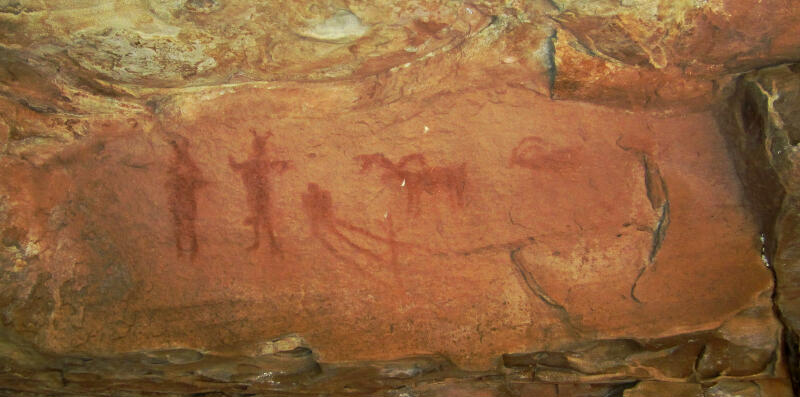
xmin=67 ymin=27 xmax=218 ymax=85
xmin=0 ymin=81 xmax=776 ymax=368
xmin=1 ymin=0 xmax=799 ymax=396
xmin=299 ymin=9 xmax=370 ymax=43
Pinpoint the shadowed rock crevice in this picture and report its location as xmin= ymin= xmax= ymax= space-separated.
xmin=614 ymin=140 xmax=671 ymax=304
xmin=0 ymin=311 xmax=785 ymax=396
xmin=642 ymin=155 xmax=670 ymax=263
xmin=632 ymin=154 xmax=671 ymax=304
xmin=716 ymin=63 xmax=800 ymax=394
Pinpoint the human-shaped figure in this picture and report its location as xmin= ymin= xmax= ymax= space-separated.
xmin=166 ymin=138 xmax=206 ymax=260
xmin=229 ymin=130 xmax=289 ymax=252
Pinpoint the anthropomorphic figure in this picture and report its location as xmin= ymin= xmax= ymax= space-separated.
xmin=229 ymin=130 xmax=289 ymax=252
xmin=166 ymin=138 xmax=207 ymax=260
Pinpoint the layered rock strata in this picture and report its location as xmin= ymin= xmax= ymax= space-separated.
xmin=1 ymin=0 xmax=799 ymax=396
xmin=716 ymin=64 xmax=800 ymax=394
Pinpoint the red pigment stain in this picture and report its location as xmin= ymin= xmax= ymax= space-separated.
xmin=229 ymin=130 xmax=289 ymax=253
xmin=354 ymin=153 xmax=466 ymax=214
xmin=510 ymin=136 xmax=581 ymax=171
xmin=166 ymin=137 xmax=207 ymax=261
xmin=302 ymin=183 xmax=403 ymax=267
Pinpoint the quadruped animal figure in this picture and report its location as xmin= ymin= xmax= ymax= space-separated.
xmin=354 ymin=153 xmax=466 ymax=214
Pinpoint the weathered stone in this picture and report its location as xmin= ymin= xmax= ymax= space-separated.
xmin=715 ymin=64 xmax=800 ymax=391
xmin=1 ymin=0 xmax=799 ymax=396
xmin=502 ymin=298 xmax=781 ymax=384
xmin=705 ymin=381 xmax=761 ymax=397
xmin=508 ymin=382 xmax=639 ymax=397
xmin=0 ymin=81 xmax=776 ymax=372
xmin=1 ymin=1 xmax=799 ymax=110
xmin=752 ymin=378 xmax=797 ymax=397
xmin=624 ymin=381 xmax=703 ymax=397
xmin=550 ymin=0 xmax=800 ymax=108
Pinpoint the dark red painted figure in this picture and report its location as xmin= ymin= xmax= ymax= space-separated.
xmin=229 ymin=130 xmax=289 ymax=252
xmin=166 ymin=138 xmax=206 ymax=260
xmin=302 ymin=183 xmax=383 ymax=263
xmin=354 ymin=153 xmax=466 ymax=214
xmin=302 ymin=183 xmax=335 ymax=238
xmin=510 ymin=136 xmax=579 ymax=171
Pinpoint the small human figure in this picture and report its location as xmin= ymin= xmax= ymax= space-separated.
xmin=229 ymin=130 xmax=289 ymax=252
xmin=166 ymin=138 xmax=206 ymax=260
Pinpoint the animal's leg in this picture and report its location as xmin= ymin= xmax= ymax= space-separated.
xmin=247 ymin=217 xmax=261 ymax=251
xmin=264 ymin=215 xmax=280 ymax=253
xmin=187 ymin=221 xmax=199 ymax=261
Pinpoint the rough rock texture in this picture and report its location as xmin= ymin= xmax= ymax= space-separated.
xmin=716 ymin=64 xmax=800 ymax=393
xmin=1 ymin=0 xmax=800 ymax=396
xmin=2 ymin=1 xmax=800 ymax=108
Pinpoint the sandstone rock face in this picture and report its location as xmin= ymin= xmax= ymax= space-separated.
xmin=2 ymin=1 xmax=800 ymax=107
xmin=1 ymin=1 xmax=799 ymax=396
xmin=717 ymin=64 xmax=800 ymax=393
xmin=1 ymin=78 xmax=780 ymax=366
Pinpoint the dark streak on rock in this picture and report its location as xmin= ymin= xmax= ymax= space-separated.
xmin=631 ymin=155 xmax=671 ymax=303
xmin=629 ymin=266 xmax=646 ymax=304
xmin=641 ymin=154 xmax=670 ymax=263
xmin=616 ymin=139 xmax=670 ymax=304
xmin=510 ymin=248 xmax=562 ymax=309
xmin=0 ymin=89 xmax=61 ymax=115
xmin=456 ymin=236 xmax=536 ymax=256
xmin=545 ymin=29 xmax=558 ymax=98
xmin=642 ymin=155 xmax=666 ymax=210
xmin=508 ymin=210 xmax=534 ymax=231
xmin=16 ymin=99 xmax=59 ymax=115
xmin=649 ymin=199 xmax=670 ymax=263
xmin=509 ymin=247 xmax=582 ymax=336
xmin=604 ymin=381 xmax=639 ymax=397
xmin=692 ymin=343 xmax=707 ymax=377
xmin=120 ymin=159 xmax=151 ymax=169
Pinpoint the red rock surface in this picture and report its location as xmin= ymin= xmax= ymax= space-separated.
xmin=1 ymin=0 xmax=799 ymax=395
xmin=0 ymin=82 xmax=774 ymax=370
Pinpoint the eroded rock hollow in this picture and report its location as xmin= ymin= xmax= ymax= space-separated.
xmin=1 ymin=1 xmax=799 ymax=396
